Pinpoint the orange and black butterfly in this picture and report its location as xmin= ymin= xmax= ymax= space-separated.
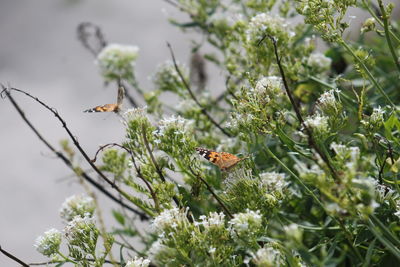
xmin=195 ymin=147 xmax=246 ymax=171
xmin=84 ymin=86 xmax=125 ymax=113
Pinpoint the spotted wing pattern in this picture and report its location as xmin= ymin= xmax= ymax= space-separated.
xmin=195 ymin=147 xmax=242 ymax=171
xmin=84 ymin=86 xmax=125 ymax=113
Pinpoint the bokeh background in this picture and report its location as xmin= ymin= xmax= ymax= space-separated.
xmin=0 ymin=0 xmax=197 ymax=265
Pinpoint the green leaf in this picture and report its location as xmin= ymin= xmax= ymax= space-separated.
xmin=112 ymin=210 xmax=125 ymax=226
xmin=384 ymin=113 xmax=400 ymax=145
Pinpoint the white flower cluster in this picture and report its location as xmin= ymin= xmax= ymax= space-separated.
xmin=330 ymin=142 xmax=360 ymax=165
xmin=252 ymin=245 xmax=285 ymax=267
xmin=254 ymin=76 xmax=283 ymax=96
xmin=152 ymin=61 xmax=188 ymax=94
xmin=229 ymin=209 xmax=262 ymax=235
xmin=307 ymin=52 xmax=332 ymax=73
xmin=318 ymin=89 xmax=340 ymax=113
xmin=97 ymin=44 xmax=139 ymax=80
xmin=246 ymin=13 xmax=294 ymax=43
xmin=259 ymin=172 xmax=288 ymax=194
xmin=225 ymin=113 xmax=255 ymax=130
xmin=157 ymin=115 xmax=192 ymax=136
xmin=361 ymin=106 xmax=385 ymax=130
xmin=303 ymin=113 xmax=330 ymax=138
xmin=125 ymin=256 xmax=151 ymax=267
xmin=123 ymin=106 xmax=148 ymax=122
xmin=34 ymin=228 xmax=62 ymax=256
xmin=59 ymin=194 xmax=95 ymax=222
xmin=197 ymin=212 xmax=226 ymax=231
xmin=369 ymin=106 xmax=385 ymax=125
xmin=152 ymin=207 xmax=189 ymax=234
xmin=64 ymin=214 xmax=96 ymax=241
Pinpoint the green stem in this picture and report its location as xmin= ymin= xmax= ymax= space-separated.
xmin=340 ymin=40 xmax=395 ymax=108
xmin=368 ymin=219 xmax=400 ymax=261
xmin=370 ymin=214 xmax=400 ymax=248
xmin=377 ymin=0 xmax=400 ymax=74
xmin=57 ymin=251 xmax=78 ymax=265
xmin=362 ymin=0 xmax=400 ymax=44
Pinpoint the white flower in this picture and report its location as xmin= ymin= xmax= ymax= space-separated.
xmin=64 ymin=215 xmax=96 ymax=241
xmin=152 ymin=61 xmax=188 ymax=93
xmin=97 ymin=44 xmax=139 ymax=80
xmin=152 ymin=208 xmax=189 ymax=233
xmin=34 ymin=228 xmax=62 ymax=256
xmin=370 ymin=106 xmax=385 ymax=124
xmin=125 ymin=256 xmax=151 ymax=267
xmin=199 ymin=212 xmax=226 ymax=230
xmin=59 ymin=194 xmax=95 ymax=222
xmin=318 ymin=89 xmax=340 ymax=113
xmin=303 ymin=113 xmax=330 ymax=137
xmin=284 ymin=223 xmax=303 ymax=243
xmin=252 ymin=245 xmax=285 ymax=267
xmin=208 ymin=247 xmax=216 ymax=254
xmin=259 ymin=172 xmax=288 ymax=194
xmin=254 ymin=76 xmax=283 ymax=96
xmin=157 ymin=115 xmax=193 ymax=136
xmin=229 ymin=209 xmax=262 ymax=235
xmin=307 ymin=52 xmax=332 ymax=72
xmin=123 ymin=106 xmax=148 ymax=122
xmin=246 ymin=13 xmax=293 ymax=42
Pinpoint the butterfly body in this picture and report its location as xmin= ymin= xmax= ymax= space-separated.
xmin=196 ymin=147 xmax=243 ymax=171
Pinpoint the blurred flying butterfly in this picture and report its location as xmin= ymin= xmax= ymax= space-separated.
xmin=84 ymin=86 xmax=125 ymax=113
xmin=195 ymin=147 xmax=246 ymax=171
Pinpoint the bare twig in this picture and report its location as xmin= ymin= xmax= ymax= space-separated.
xmin=167 ymin=42 xmax=232 ymax=137
xmin=260 ymin=35 xmax=338 ymax=180
xmin=1 ymin=86 xmax=151 ymax=219
xmin=29 ymin=258 xmax=119 ymax=266
xmin=187 ymin=164 xmax=233 ymax=219
xmin=0 ymin=245 xmax=29 ymax=267
xmin=77 ymin=22 xmax=107 ymax=57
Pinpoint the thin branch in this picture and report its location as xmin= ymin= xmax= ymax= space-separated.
xmin=187 ymin=164 xmax=233 ymax=219
xmin=0 ymin=245 xmax=29 ymax=267
xmin=29 ymin=258 xmax=119 ymax=266
xmin=167 ymin=42 xmax=232 ymax=137
xmin=1 ymin=86 xmax=151 ymax=219
xmin=260 ymin=35 xmax=338 ymax=180
xmin=92 ymin=143 xmax=160 ymax=212
xmin=77 ymin=22 xmax=107 ymax=57
xmin=2 ymin=86 xmax=146 ymax=219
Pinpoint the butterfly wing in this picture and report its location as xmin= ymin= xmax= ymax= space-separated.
xmin=83 ymin=104 xmax=118 ymax=113
xmin=218 ymin=152 xmax=242 ymax=170
xmin=196 ymin=147 xmax=242 ymax=171
xmin=196 ymin=147 xmax=221 ymax=165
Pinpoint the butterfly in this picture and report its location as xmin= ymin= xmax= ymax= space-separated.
xmin=195 ymin=147 xmax=245 ymax=171
xmin=84 ymin=86 xmax=125 ymax=113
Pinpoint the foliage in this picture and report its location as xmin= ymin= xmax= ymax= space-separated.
xmin=31 ymin=0 xmax=400 ymax=266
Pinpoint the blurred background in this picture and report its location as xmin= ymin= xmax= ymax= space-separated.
xmin=0 ymin=0 xmax=198 ymax=265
